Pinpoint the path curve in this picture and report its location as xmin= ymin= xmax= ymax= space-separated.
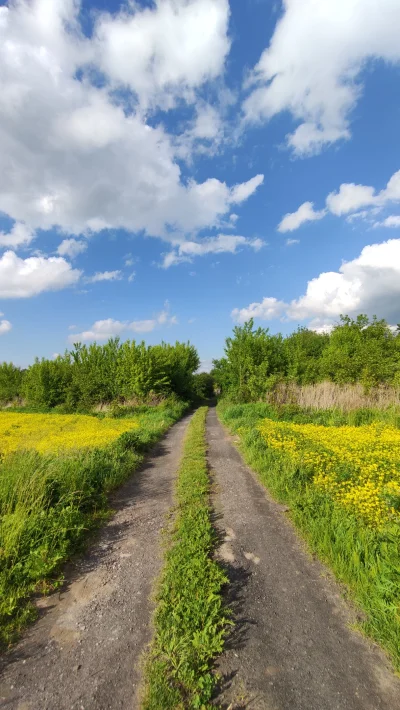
xmin=0 ymin=414 xmax=192 ymax=710
xmin=207 ymin=406 xmax=400 ymax=710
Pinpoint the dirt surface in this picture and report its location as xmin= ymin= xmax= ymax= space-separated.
xmin=0 ymin=414 xmax=192 ymax=710
xmin=207 ymin=406 xmax=400 ymax=710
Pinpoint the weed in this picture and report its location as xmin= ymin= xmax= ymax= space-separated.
xmin=143 ymin=407 xmax=229 ymax=709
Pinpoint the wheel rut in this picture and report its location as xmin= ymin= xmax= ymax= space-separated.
xmin=0 ymin=413 xmax=192 ymax=710
xmin=207 ymin=406 xmax=400 ymax=710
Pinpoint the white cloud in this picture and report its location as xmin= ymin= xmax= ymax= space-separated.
xmin=0 ymin=223 xmax=35 ymax=249
xmin=161 ymin=234 xmax=265 ymax=268
xmin=232 ymin=238 xmax=400 ymax=327
xmin=229 ymin=175 xmax=264 ymax=204
xmin=86 ymin=270 xmax=122 ymax=283
xmin=0 ymin=0 xmax=261 ymax=243
xmin=232 ymin=297 xmax=287 ymax=323
xmin=308 ymin=319 xmax=335 ymax=335
xmin=278 ymin=202 xmax=326 ymax=233
xmin=127 ymin=272 xmax=136 ymax=283
xmin=326 ymin=184 xmax=378 ymax=216
xmin=69 ymin=307 xmax=177 ymax=342
xmin=375 ymin=215 xmax=400 ymax=228
xmin=57 ymin=238 xmax=87 ymax=258
xmin=243 ymin=0 xmax=400 ymax=155
xmin=327 ymin=170 xmax=400 ymax=216
xmin=286 ymin=238 xmax=300 ymax=246
xmin=278 ymin=169 xmax=400 ymax=230
xmin=191 ymin=104 xmax=222 ymax=140
xmin=124 ymin=254 xmax=136 ymax=267
xmin=197 ymin=359 xmax=213 ymax=373
xmin=0 ymin=319 xmax=12 ymax=335
xmin=0 ymin=250 xmax=81 ymax=298
xmin=94 ymin=0 xmax=231 ymax=110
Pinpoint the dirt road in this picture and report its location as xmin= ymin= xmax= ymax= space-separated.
xmin=2 ymin=407 xmax=400 ymax=710
xmin=0 ymin=414 xmax=192 ymax=710
xmin=207 ymin=406 xmax=400 ymax=710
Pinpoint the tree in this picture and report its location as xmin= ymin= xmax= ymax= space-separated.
xmin=320 ymin=315 xmax=398 ymax=387
xmin=0 ymin=362 xmax=23 ymax=404
xmin=284 ymin=327 xmax=329 ymax=384
xmin=214 ymin=320 xmax=286 ymax=402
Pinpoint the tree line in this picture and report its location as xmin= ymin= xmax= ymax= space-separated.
xmin=0 ymin=339 xmax=214 ymax=409
xmin=212 ymin=315 xmax=400 ymax=403
xmin=1 ymin=314 xmax=399 ymax=409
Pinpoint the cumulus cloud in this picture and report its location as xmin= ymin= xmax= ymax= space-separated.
xmin=94 ymin=0 xmax=231 ymax=110
xmin=57 ymin=238 xmax=87 ymax=258
xmin=0 ymin=319 xmax=12 ymax=335
xmin=326 ymin=184 xmax=378 ymax=216
xmin=278 ymin=168 xmax=400 ymax=230
xmin=0 ymin=0 xmax=253 ymax=245
xmin=161 ymin=234 xmax=264 ymax=268
xmin=278 ymin=202 xmax=326 ymax=233
xmin=0 ymin=250 xmax=81 ymax=298
xmin=232 ymin=238 xmax=400 ymax=326
xmin=243 ymin=0 xmax=400 ymax=155
xmin=86 ymin=270 xmax=122 ymax=283
xmin=377 ymin=215 xmax=400 ymax=228
xmin=69 ymin=306 xmax=178 ymax=342
xmin=232 ymin=297 xmax=287 ymax=323
xmin=0 ymin=223 xmax=35 ymax=249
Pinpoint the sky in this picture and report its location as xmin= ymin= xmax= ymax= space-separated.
xmin=1 ymin=0 xmax=400 ymax=370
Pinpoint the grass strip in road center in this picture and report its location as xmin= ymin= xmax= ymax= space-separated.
xmin=142 ymin=407 xmax=229 ymax=709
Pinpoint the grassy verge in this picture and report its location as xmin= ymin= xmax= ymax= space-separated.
xmin=218 ymin=400 xmax=400 ymax=428
xmin=142 ymin=407 xmax=229 ymax=709
xmin=0 ymin=400 xmax=187 ymax=646
xmin=218 ymin=401 xmax=400 ymax=670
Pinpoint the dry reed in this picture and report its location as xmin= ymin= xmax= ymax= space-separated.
xmin=268 ymin=381 xmax=400 ymax=411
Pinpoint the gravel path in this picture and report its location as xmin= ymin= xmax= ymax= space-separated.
xmin=0 ymin=414 xmax=192 ymax=710
xmin=207 ymin=406 xmax=400 ymax=710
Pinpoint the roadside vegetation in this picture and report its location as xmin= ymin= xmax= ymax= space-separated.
xmin=213 ymin=314 xmax=400 ymax=403
xmin=0 ymin=399 xmax=187 ymax=646
xmin=143 ymin=407 xmax=229 ymax=710
xmin=0 ymin=338 xmax=205 ymax=410
xmin=0 ymin=334 xmax=213 ymax=647
xmin=215 ymin=314 xmax=400 ymax=669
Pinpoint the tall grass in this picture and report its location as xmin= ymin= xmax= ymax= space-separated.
xmin=219 ymin=400 xmax=400 ymax=428
xmin=143 ymin=407 xmax=229 ymax=709
xmin=218 ymin=402 xmax=400 ymax=670
xmin=268 ymin=381 xmax=400 ymax=412
xmin=0 ymin=400 xmax=187 ymax=646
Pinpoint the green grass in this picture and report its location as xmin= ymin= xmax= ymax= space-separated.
xmin=142 ymin=407 xmax=229 ymax=710
xmin=0 ymin=400 xmax=187 ymax=646
xmin=218 ymin=400 xmax=400 ymax=428
xmin=218 ymin=401 xmax=400 ymax=671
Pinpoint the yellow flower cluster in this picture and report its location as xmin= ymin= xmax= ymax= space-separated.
xmin=258 ymin=419 xmax=400 ymax=527
xmin=0 ymin=413 xmax=139 ymax=455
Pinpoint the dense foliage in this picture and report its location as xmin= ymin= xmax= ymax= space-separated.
xmin=0 ymin=339 xmax=201 ymax=409
xmin=213 ymin=315 xmax=400 ymax=402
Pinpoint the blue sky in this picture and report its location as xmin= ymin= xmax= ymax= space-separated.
xmin=1 ymin=0 xmax=400 ymax=369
